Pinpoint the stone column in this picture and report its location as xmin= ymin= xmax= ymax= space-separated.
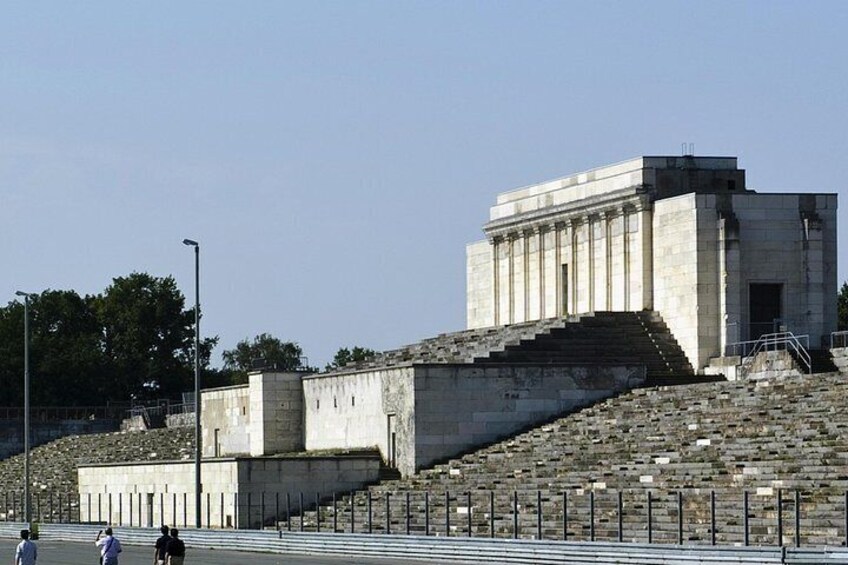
xmin=554 ymin=222 xmax=564 ymax=317
xmin=718 ymin=212 xmax=741 ymax=351
xmin=492 ymin=236 xmax=502 ymax=326
xmin=537 ymin=226 xmax=546 ymax=318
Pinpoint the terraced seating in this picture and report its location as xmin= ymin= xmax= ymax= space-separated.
xmin=283 ymin=371 xmax=848 ymax=546
xmin=0 ymin=428 xmax=193 ymax=522
xmin=332 ymin=311 xmax=692 ymax=379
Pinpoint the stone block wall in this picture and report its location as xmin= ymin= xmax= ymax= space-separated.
xmin=248 ymin=372 xmax=305 ymax=456
xmin=77 ymin=455 xmax=381 ymax=529
xmin=303 ymin=367 xmax=415 ymax=467
xmin=201 ymin=385 xmax=249 ymax=457
xmin=412 ymin=364 xmax=645 ymax=475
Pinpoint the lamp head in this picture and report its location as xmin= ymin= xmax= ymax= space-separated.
xmin=15 ymin=291 xmax=32 ymax=298
xmin=182 ymin=239 xmax=199 ymax=247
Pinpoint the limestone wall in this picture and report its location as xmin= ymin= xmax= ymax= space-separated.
xmin=77 ymin=455 xmax=381 ymax=529
xmin=302 ymin=367 xmax=415 ymax=470
xmin=248 ymin=372 xmax=304 ymax=456
xmin=201 ymin=385 xmax=249 ymax=457
xmin=412 ymin=364 xmax=644 ymax=474
xmin=466 ymin=240 xmax=494 ymax=328
xmin=652 ymin=194 xmax=703 ymax=369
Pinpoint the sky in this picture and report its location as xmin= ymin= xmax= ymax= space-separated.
xmin=1 ymin=1 xmax=846 ymax=369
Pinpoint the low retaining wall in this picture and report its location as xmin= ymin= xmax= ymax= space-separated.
xmin=26 ymin=523 xmax=848 ymax=564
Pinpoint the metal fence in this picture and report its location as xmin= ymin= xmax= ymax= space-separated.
xmin=12 ymin=523 xmax=848 ymax=564
xmin=4 ymin=488 xmax=848 ymax=549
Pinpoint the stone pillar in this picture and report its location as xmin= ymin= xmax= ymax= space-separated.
xmin=718 ymin=212 xmax=741 ymax=351
xmin=622 ymin=206 xmax=631 ymax=311
xmin=492 ymin=236 xmax=501 ymax=326
xmin=554 ymin=222 xmax=563 ymax=317
xmin=249 ymin=371 xmax=305 ymax=456
xmin=537 ymin=226 xmax=546 ymax=318
xmin=802 ymin=211 xmax=825 ymax=344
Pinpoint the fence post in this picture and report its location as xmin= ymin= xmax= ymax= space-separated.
xmin=743 ymin=490 xmax=749 ymax=546
xmin=98 ymin=493 xmax=102 ymax=524
xmin=349 ymin=491 xmax=355 ymax=534
xmin=489 ymin=491 xmax=495 ymax=538
xmin=367 ymin=491 xmax=372 ymax=534
xmin=333 ymin=493 xmax=337 ymax=533
xmin=223 ymin=493 xmax=227 ymax=530
xmin=844 ymin=490 xmax=847 ymax=549
xmin=261 ymin=492 xmax=266 ymax=531
xmin=445 ymin=490 xmax=450 ymax=537
xmin=171 ymin=493 xmax=175 ymax=527
xmin=247 ymin=493 xmax=252 ymax=530
xmin=385 ymin=492 xmax=390 ymax=535
xmin=425 ymin=491 xmax=429 ymax=536
xmin=127 ymin=493 xmax=131 ymax=527
xmin=710 ymin=490 xmax=716 ymax=545
xmin=794 ymin=490 xmax=801 ymax=548
xmin=275 ymin=493 xmax=280 ymax=531
xmin=563 ymin=491 xmax=568 ymax=541
xmin=160 ymin=493 xmax=164 ymax=526
xmin=590 ymin=491 xmax=595 ymax=542
xmin=777 ymin=489 xmax=783 ymax=547
xmin=647 ymin=490 xmax=653 ymax=544
xmin=316 ymin=492 xmax=321 ymax=533
xmin=406 ymin=492 xmax=410 ymax=536
xmin=677 ymin=491 xmax=683 ymax=545
xmin=182 ymin=493 xmax=186 ymax=528
xmin=618 ymin=491 xmax=623 ymax=542
xmin=299 ymin=492 xmax=304 ymax=532
xmin=287 ymin=493 xmax=292 ymax=532
xmin=537 ymin=490 xmax=542 ymax=540
xmin=512 ymin=490 xmax=518 ymax=539
xmin=467 ymin=492 xmax=472 ymax=538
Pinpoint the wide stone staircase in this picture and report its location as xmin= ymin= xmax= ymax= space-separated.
xmin=283 ymin=371 xmax=848 ymax=546
xmin=0 ymin=427 xmax=193 ymax=521
xmin=335 ymin=311 xmax=693 ymax=380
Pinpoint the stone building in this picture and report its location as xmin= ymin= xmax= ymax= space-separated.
xmin=77 ymin=154 xmax=839 ymax=528
xmin=466 ymin=155 xmax=838 ymax=370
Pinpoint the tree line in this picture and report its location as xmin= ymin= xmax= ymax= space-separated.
xmin=0 ymin=272 xmax=374 ymax=407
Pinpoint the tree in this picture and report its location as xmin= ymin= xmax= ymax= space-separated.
xmin=94 ymin=272 xmax=214 ymax=401
xmin=325 ymin=346 xmax=377 ymax=372
xmin=0 ymin=290 xmax=105 ymax=406
xmin=839 ymin=281 xmax=848 ymax=331
xmin=222 ymin=333 xmax=309 ymax=383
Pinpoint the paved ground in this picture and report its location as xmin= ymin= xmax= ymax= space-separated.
xmin=2 ymin=539 xmax=444 ymax=565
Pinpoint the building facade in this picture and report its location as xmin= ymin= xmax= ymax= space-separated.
xmin=466 ymin=156 xmax=838 ymax=370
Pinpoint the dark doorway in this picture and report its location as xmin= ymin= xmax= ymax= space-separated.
xmin=387 ymin=414 xmax=397 ymax=468
xmin=749 ymin=283 xmax=782 ymax=340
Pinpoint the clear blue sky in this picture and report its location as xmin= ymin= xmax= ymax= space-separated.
xmin=2 ymin=1 xmax=846 ymax=368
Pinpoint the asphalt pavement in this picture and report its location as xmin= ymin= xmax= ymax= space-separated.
xmin=3 ymin=539 xmax=447 ymax=565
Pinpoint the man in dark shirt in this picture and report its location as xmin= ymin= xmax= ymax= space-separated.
xmin=153 ymin=525 xmax=170 ymax=565
xmin=165 ymin=528 xmax=186 ymax=565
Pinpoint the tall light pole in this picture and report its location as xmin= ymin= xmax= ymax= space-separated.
xmin=182 ymin=238 xmax=202 ymax=528
xmin=15 ymin=291 xmax=33 ymax=524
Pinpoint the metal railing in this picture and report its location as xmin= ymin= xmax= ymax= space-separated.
xmin=831 ymin=331 xmax=848 ymax=350
xmin=727 ymin=332 xmax=811 ymax=374
xmin=4 ymin=487 xmax=848 ymax=549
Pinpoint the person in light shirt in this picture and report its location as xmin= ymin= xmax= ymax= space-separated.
xmin=14 ymin=529 xmax=37 ymax=565
xmin=95 ymin=527 xmax=123 ymax=565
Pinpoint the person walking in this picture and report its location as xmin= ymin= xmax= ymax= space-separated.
xmin=14 ymin=529 xmax=37 ymax=565
xmin=164 ymin=528 xmax=186 ymax=565
xmin=154 ymin=525 xmax=170 ymax=565
xmin=95 ymin=527 xmax=123 ymax=565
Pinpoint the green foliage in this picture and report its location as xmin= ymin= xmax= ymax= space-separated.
xmin=839 ymin=281 xmax=848 ymax=331
xmin=325 ymin=346 xmax=376 ymax=372
xmin=0 ymin=273 xmax=218 ymax=406
xmin=222 ymin=333 xmax=309 ymax=382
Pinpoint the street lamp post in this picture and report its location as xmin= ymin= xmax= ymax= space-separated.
xmin=182 ymin=238 xmax=202 ymax=528
xmin=15 ymin=291 xmax=33 ymax=524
